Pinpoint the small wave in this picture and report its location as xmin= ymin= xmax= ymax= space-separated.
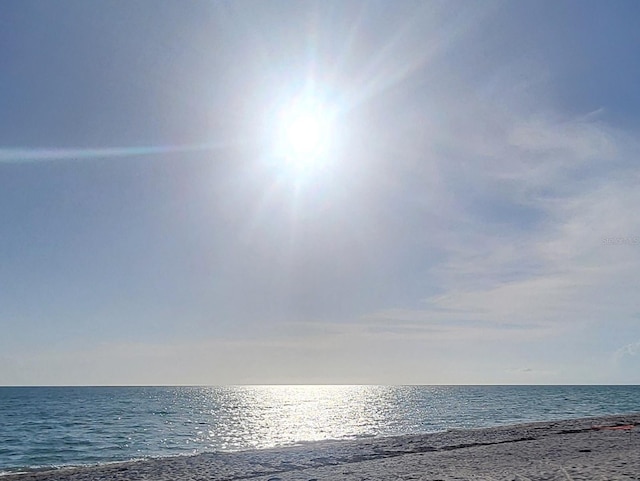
xmin=2 ymin=386 xmax=640 ymax=472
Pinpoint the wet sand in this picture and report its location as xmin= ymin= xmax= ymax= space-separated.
xmin=4 ymin=413 xmax=640 ymax=481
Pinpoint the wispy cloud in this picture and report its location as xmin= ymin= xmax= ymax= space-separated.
xmin=614 ymin=340 xmax=640 ymax=362
xmin=508 ymin=117 xmax=615 ymax=162
xmin=0 ymin=143 xmax=232 ymax=163
xmin=353 ymin=98 xmax=640 ymax=364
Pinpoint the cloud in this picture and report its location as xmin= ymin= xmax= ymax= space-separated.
xmin=614 ymin=340 xmax=640 ymax=362
xmin=0 ymin=143 xmax=227 ymax=163
xmin=348 ymin=92 xmax=640 ymax=376
xmin=508 ymin=118 xmax=615 ymax=162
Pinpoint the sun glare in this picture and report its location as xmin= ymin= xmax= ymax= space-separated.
xmin=275 ymin=94 xmax=335 ymax=172
xmin=286 ymin=113 xmax=323 ymax=158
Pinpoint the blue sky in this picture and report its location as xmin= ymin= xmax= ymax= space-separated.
xmin=2 ymin=0 xmax=640 ymax=385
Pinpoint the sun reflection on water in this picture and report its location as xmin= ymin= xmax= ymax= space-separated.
xmin=203 ymin=385 xmax=394 ymax=450
xmin=5 ymin=385 xmax=640 ymax=471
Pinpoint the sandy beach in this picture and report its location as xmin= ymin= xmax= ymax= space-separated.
xmin=4 ymin=413 xmax=639 ymax=481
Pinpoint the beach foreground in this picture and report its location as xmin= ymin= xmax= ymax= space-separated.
xmin=5 ymin=413 xmax=640 ymax=481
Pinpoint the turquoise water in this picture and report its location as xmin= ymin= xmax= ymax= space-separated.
xmin=1 ymin=385 xmax=639 ymax=473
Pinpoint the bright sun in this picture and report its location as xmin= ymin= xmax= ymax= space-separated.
xmin=275 ymin=94 xmax=334 ymax=171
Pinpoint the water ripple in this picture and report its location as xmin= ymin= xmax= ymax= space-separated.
xmin=1 ymin=385 xmax=639 ymax=472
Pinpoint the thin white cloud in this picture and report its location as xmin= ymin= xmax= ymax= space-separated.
xmin=352 ymin=99 xmax=640 ymax=378
xmin=508 ymin=118 xmax=615 ymax=161
xmin=0 ymin=143 xmax=228 ymax=163
xmin=614 ymin=340 xmax=640 ymax=362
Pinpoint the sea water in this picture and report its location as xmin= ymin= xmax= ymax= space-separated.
xmin=1 ymin=385 xmax=639 ymax=474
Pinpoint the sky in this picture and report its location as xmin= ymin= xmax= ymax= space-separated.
xmin=2 ymin=0 xmax=640 ymax=385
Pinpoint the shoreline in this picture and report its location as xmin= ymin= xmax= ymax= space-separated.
xmin=3 ymin=413 xmax=640 ymax=480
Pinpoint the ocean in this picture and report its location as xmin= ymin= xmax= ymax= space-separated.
xmin=1 ymin=385 xmax=639 ymax=474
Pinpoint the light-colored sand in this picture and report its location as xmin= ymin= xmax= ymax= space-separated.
xmin=4 ymin=413 xmax=640 ymax=481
